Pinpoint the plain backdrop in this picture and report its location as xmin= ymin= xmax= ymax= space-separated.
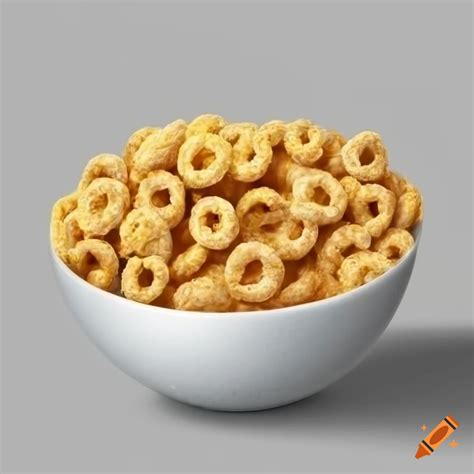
xmin=1 ymin=1 xmax=473 ymax=473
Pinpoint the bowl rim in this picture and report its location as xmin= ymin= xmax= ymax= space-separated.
xmin=51 ymin=223 xmax=422 ymax=319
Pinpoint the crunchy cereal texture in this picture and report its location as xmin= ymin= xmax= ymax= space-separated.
xmin=51 ymin=115 xmax=421 ymax=310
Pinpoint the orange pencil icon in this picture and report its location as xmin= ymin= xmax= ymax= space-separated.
xmin=415 ymin=415 xmax=459 ymax=459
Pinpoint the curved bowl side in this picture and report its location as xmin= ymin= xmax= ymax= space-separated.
xmin=51 ymin=233 xmax=420 ymax=411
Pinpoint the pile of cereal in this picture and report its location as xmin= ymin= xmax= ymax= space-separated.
xmin=50 ymin=115 xmax=422 ymax=311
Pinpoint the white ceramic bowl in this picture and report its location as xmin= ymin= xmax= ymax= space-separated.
xmin=52 ymin=226 xmax=421 ymax=411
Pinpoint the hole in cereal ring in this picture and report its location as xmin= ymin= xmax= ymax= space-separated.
xmin=192 ymin=150 xmax=215 ymax=170
xmin=310 ymin=186 xmax=331 ymax=206
xmin=340 ymin=245 xmax=358 ymax=259
xmin=260 ymin=222 xmax=280 ymax=233
xmin=90 ymin=194 xmax=108 ymax=213
xmin=359 ymin=147 xmax=375 ymax=166
xmin=386 ymin=245 xmax=401 ymax=259
xmin=240 ymin=260 xmax=263 ymax=285
xmin=368 ymin=201 xmax=379 ymax=216
xmin=204 ymin=212 xmax=221 ymax=232
xmin=85 ymin=252 xmax=99 ymax=269
xmin=227 ymin=135 xmax=240 ymax=146
xmin=151 ymin=188 xmax=171 ymax=208
xmin=300 ymin=130 xmax=310 ymax=145
xmin=288 ymin=220 xmax=304 ymax=240
xmin=138 ymin=267 xmax=154 ymax=287
xmin=246 ymin=151 xmax=257 ymax=163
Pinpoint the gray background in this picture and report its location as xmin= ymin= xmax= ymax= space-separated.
xmin=1 ymin=0 xmax=472 ymax=473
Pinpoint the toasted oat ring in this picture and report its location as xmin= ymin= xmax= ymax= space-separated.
xmin=372 ymin=228 xmax=414 ymax=259
xmin=134 ymin=170 xmax=185 ymax=229
xmin=317 ymin=224 xmax=372 ymax=276
xmin=122 ymin=126 xmax=160 ymax=170
xmin=185 ymin=114 xmax=226 ymax=138
xmin=249 ymin=121 xmax=286 ymax=179
xmin=50 ymin=193 xmax=78 ymax=262
xmin=290 ymin=170 xmax=348 ymax=225
xmin=266 ymin=256 xmax=318 ymax=308
xmin=119 ymin=207 xmax=173 ymax=261
xmin=68 ymin=239 xmax=119 ymax=290
xmin=236 ymin=187 xmax=316 ymax=260
xmin=220 ymin=122 xmax=265 ymax=182
xmin=63 ymin=210 xmax=84 ymax=249
xmin=177 ymin=133 xmax=232 ymax=189
xmin=317 ymin=130 xmax=348 ymax=178
xmin=189 ymin=196 xmax=239 ymax=250
xmin=284 ymin=120 xmax=326 ymax=166
xmin=393 ymin=188 xmax=423 ymax=229
xmin=349 ymin=183 xmax=396 ymax=238
xmin=121 ymin=256 xmax=169 ymax=304
xmin=341 ymin=131 xmax=388 ymax=182
xmin=133 ymin=119 xmax=187 ymax=175
xmin=261 ymin=214 xmax=318 ymax=261
xmin=224 ymin=242 xmax=285 ymax=302
xmin=235 ymin=187 xmax=289 ymax=241
xmin=382 ymin=172 xmax=422 ymax=229
xmin=169 ymin=243 xmax=209 ymax=283
xmin=173 ymin=264 xmax=233 ymax=312
xmin=77 ymin=154 xmax=128 ymax=193
xmin=338 ymin=250 xmax=393 ymax=292
xmin=76 ymin=177 xmax=130 ymax=237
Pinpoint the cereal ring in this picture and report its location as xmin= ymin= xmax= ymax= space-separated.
xmin=341 ymin=131 xmax=388 ymax=182
xmin=173 ymin=264 xmax=233 ymax=312
xmin=63 ymin=210 xmax=84 ymax=248
xmin=189 ymin=196 xmax=239 ymax=250
xmin=382 ymin=173 xmax=423 ymax=230
xmin=224 ymin=242 xmax=285 ymax=302
xmin=188 ymin=174 xmax=251 ymax=207
xmin=290 ymin=170 xmax=348 ymax=225
xmin=372 ymin=228 xmax=414 ymax=259
xmin=317 ymin=224 xmax=372 ymax=276
xmin=220 ymin=122 xmax=267 ymax=182
xmin=348 ymin=183 xmax=396 ymax=238
xmin=340 ymin=175 xmax=362 ymax=200
xmin=185 ymin=114 xmax=226 ymax=138
xmin=265 ymin=255 xmax=318 ymax=308
xmin=249 ymin=121 xmax=286 ymax=181
xmin=177 ymin=133 xmax=232 ymax=189
xmin=123 ymin=126 xmax=160 ymax=170
xmin=262 ymin=216 xmax=318 ymax=261
xmin=119 ymin=207 xmax=173 ymax=261
xmin=121 ymin=256 xmax=169 ymax=304
xmin=316 ymin=130 xmax=348 ymax=178
xmin=169 ymin=243 xmax=209 ymax=283
xmin=393 ymin=188 xmax=423 ymax=229
xmin=76 ymin=178 xmax=130 ymax=236
xmin=50 ymin=193 xmax=78 ymax=262
xmin=284 ymin=119 xmax=326 ymax=166
xmin=68 ymin=239 xmax=119 ymax=290
xmin=338 ymin=250 xmax=393 ymax=292
xmin=134 ymin=170 xmax=185 ymax=228
xmin=77 ymin=154 xmax=128 ymax=193
xmin=236 ymin=187 xmax=317 ymax=260
xmin=236 ymin=187 xmax=289 ymax=241
xmin=131 ymin=119 xmax=187 ymax=178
